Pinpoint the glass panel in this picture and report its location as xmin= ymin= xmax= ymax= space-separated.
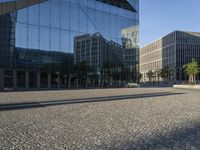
xmin=80 ymin=4 xmax=88 ymax=33
xmin=61 ymin=30 xmax=70 ymax=53
xmin=40 ymin=27 xmax=50 ymax=50
xmin=51 ymin=0 xmax=61 ymax=28
xmin=51 ymin=28 xmax=60 ymax=51
xmin=17 ymin=8 xmax=28 ymax=23
xmin=40 ymin=1 xmax=50 ymax=27
xmin=70 ymin=2 xmax=80 ymax=32
xmin=15 ymin=23 xmax=28 ymax=48
xmin=61 ymin=0 xmax=70 ymax=30
xmin=28 ymin=5 xmax=39 ymax=25
xmin=87 ymin=8 xmax=97 ymax=34
xmin=28 ymin=25 xmax=39 ymax=49
xmin=69 ymin=32 xmax=80 ymax=53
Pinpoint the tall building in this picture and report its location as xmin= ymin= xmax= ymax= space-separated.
xmin=140 ymin=31 xmax=200 ymax=82
xmin=74 ymin=33 xmax=123 ymax=72
xmin=0 ymin=0 xmax=139 ymax=91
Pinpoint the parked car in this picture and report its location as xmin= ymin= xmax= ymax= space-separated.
xmin=126 ymin=83 xmax=140 ymax=88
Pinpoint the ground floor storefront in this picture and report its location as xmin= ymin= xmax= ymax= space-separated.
xmin=0 ymin=68 xmax=128 ymax=91
xmin=0 ymin=68 xmax=66 ymax=91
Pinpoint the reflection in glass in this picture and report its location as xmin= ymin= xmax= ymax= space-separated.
xmin=0 ymin=0 xmax=139 ymax=90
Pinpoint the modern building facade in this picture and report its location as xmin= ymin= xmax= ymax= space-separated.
xmin=0 ymin=0 xmax=139 ymax=91
xmin=74 ymin=32 xmax=123 ymax=72
xmin=140 ymin=31 xmax=200 ymax=82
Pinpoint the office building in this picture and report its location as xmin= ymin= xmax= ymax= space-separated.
xmin=0 ymin=0 xmax=139 ymax=91
xmin=74 ymin=33 xmax=123 ymax=72
xmin=140 ymin=31 xmax=200 ymax=82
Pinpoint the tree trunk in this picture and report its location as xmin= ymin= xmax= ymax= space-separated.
xmin=189 ymin=75 xmax=193 ymax=85
xmin=68 ymin=75 xmax=71 ymax=89
xmin=93 ymin=80 xmax=95 ymax=87
xmin=189 ymin=75 xmax=191 ymax=85
xmin=76 ymin=78 xmax=79 ymax=88
xmin=192 ymin=75 xmax=194 ymax=85
xmin=86 ymin=79 xmax=88 ymax=88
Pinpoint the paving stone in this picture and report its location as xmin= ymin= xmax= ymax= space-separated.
xmin=0 ymin=88 xmax=200 ymax=149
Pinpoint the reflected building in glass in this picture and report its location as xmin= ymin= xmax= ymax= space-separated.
xmin=0 ymin=0 xmax=139 ymax=91
xmin=122 ymin=25 xmax=139 ymax=82
xmin=74 ymin=32 xmax=123 ymax=72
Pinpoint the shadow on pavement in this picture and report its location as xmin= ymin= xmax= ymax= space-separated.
xmin=0 ymin=92 xmax=185 ymax=111
xmin=111 ymin=121 xmax=200 ymax=150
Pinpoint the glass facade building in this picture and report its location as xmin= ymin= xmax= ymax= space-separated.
xmin=0 ymin=0 xmax=139 ymax=90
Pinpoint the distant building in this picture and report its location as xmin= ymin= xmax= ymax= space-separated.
xmin=74 ymin=33 xmax=123 ymax=72
xmin=140 ymin=31 xmax=200 ymax=82
xmin=121 ymin=26 xmax=139 ymax=82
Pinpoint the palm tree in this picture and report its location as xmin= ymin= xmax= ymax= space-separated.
xmin=184 ymin=58 xmax=200 ymax=85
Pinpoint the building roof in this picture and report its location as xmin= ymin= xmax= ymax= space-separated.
xmin=96 ymin=0 xmax=137 ymax=12
xmin=141 ymin=30 xmax=200 ymax=49
xmin=0 ymin=0 xmax=47 ymax=16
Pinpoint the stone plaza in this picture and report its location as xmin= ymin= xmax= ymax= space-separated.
xmin=0 ymin=88 xmax=200 ymax=150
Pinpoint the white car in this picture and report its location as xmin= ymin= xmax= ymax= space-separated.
xmin=127 ymin=83 xmax=140 ymax=88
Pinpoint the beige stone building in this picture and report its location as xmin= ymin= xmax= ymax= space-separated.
xmin=140 ymin=31 xmax=200 ymax=82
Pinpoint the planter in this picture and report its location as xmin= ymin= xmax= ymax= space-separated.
xmin=173 ymin=84 xmax=200 ymax=89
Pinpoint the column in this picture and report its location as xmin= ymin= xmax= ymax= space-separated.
xmin=57 ymin=74 xmax=60 ymax=88
xmin=0 ymin=68 xmax=4 ymax=91
xmin=37 ymin=72 xmax=41 ymax=89
xmin=48 ymin=73 xmax=51 ymax=89
xmin=25 ymin=71 xmax=29 ymax=89
xmin=13 ymin=69 xmax=17 ymax=90
xmin=180 ymin=68 xmax=182 ymax=83
xmin=68 ymin=75 xmax=71 ymax=89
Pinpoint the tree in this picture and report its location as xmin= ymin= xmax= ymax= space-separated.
xmin=184 ymin=58 xmax=200 ymax=85
xmin=146 ymin=70 xmax=154 ymax=83
xmin=60 ymin=60 xmax=76 ymax=88
xmin=160 ymin=67 xmax=171 ymax=82
xmin=156 ymin=69 xmax=161 ymax=83
xmin=76 ymin=61 xmax=91 ymax=88
xmin=101 ymin=62 xmax=116 ymax=87
xmin=137 ymin=72 xmax=142 ymax=83
xmin=88 ymin=67 xmax=98 ymax=87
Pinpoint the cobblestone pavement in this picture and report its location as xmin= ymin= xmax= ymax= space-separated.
xmin=0 ymin=88 xmax=200 ymax=150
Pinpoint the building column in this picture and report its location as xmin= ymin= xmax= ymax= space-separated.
xmin=37 ymin=72 xmax=41 ymax=89
xmin=48 ymin=73 xmax=51 ymax=89
xmin=13 ymin=69 xmax=17 ymax=90
xmin=179 ymin=68 xmax=182 ymax=83
xmin=0 ymin=68 xmax=4 ymax=91
xmin=57 ymin=74 xmax=60 ymax=88
xmin=25 ymin=71 xmax=29 ymax=89
xmin=68 ymin=75 xmax=71 ymax=89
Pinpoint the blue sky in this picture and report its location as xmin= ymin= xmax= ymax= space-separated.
xmin=140 ymin=0 xmax=200 ymax=47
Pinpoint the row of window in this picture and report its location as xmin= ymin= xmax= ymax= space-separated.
xmin=176 ymin=31 xmax=200 ymax=44
xmin=176 ymin=44 xmax=200 ymax=67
